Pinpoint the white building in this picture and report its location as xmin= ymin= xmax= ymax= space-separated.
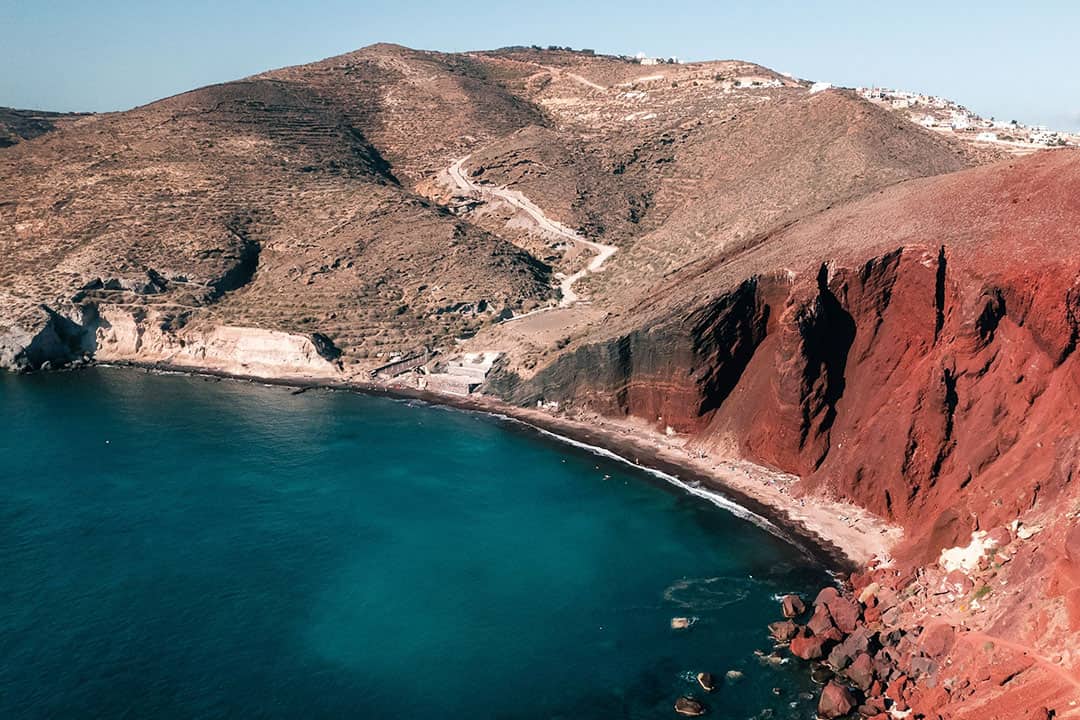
xmin=950 ymin=114 xmax=971 ymax=130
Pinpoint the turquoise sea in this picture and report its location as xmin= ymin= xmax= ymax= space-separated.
xmin=0 ymin=367 xmax=829 ymax=718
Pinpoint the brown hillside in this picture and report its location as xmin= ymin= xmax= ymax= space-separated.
xmin=0 ymin=75 xmax=552 ymax=366
xmin=2 ymin=44 xmax=990 ymax=373
xmin=0 ymin=107 xmax=91 ymax=148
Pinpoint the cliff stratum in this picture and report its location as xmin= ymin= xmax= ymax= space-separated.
xmin=2 ymin=44 xmax=1077 ymax=717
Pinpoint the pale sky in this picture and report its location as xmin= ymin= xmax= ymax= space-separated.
xmin=3 ymin=0 xmax=1078 ymax=130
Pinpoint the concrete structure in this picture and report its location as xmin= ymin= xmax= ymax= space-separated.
xmin=370 ymin=350 xmax=430 ymax=380
xmin=421 ymin=351 xmax=501 ymax=395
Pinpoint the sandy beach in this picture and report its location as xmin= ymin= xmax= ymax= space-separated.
xmin=460 ymin=396 xmax=903 ymax=572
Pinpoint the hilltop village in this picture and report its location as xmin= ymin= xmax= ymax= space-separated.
xmin=856 ymin=86 xmax=1078 ymax=152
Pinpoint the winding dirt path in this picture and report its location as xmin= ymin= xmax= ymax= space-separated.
xmin=448 ymin=156 xmax=617 ymax=308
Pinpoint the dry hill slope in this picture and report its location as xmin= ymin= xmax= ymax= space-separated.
xmin=1 ymin=44 xmax=990 ymax=375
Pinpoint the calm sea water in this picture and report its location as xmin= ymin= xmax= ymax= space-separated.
xmin=0 ymin=368 xmax=829 ymax=719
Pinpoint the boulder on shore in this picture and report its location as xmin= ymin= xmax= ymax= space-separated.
xmin=807 ymin=604 xmax=836 ymax=636
xmin=790 ymin=630 xmax=827 ymax=660
xmin=847 ymin=652 xmax=874 ymax=691
xmin=781 ymin=593 xmax=806 ymax=618
xmin=824 ymin=595 xmax=861 ymax=634
xmin=817 ymin=680 xmax=856 ymax=719
xmin=815 ymin=587 xmax=840 ymax=606
xmin=769 ymin=619 xmax=798 ymax=642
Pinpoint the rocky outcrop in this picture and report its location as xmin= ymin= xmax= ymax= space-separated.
xmin=0 ymin=303 xmax=97 ymax=371
xmin=0 ymin=300 xmax=341 ymax=381
xmin=94 ymin=306 xmax=342 ymax=379
xmin=499 ymin=277 xmax=770 ymax=432
xmin=772 ymin=519 xmax=1080 ymax=719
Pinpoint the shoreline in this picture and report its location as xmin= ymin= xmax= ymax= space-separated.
xmin=86 ymin=360 xmax=902 ymax=574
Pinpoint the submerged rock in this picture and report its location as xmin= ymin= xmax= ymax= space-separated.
xmin=810 ymin=664 xmax=835 ymax=685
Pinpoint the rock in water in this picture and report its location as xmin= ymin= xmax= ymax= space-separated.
xmin=817 ymin=680 xmax=856 ymax=719
xmin=790 ymin=630 xmax=826 ymax=660
xmin=781 ymin=594 xmax=806 ymax=618
xmin=670 ymin=616 xmax=693 ymax=630
xmin=674 ymin=696 xmax=707 ymax=716
xmin=724 ymin=669 xmax=744 ymax=682
xmin=769 ymin=619 xmax=798 ymax=642
xmin=696 ymin=672 xmax=716 ymax=692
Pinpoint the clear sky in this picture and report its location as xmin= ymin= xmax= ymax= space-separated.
xmin=3 ymin=0 xmax=1078 ymax=130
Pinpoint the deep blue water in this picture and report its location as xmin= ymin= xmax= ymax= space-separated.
xmin=0 ymin=368 xmax=829 ymax=719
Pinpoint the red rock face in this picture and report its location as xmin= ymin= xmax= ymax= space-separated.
xmin=507 ymin=150 xmax=1080 ymax=716
xmin=518 ymin=151 xmax=1080 ymax=560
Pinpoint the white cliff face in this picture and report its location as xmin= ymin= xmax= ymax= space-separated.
xmin=94 ymin=306 xmax=341 ymax=380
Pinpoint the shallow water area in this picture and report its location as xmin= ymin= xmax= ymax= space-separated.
xmin=0 ymin=367 xmax=830 ymax=718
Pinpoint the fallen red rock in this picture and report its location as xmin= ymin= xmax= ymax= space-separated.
xmin=789 ymin=629 xmax=826 ymax=660
xmin=817 ymin=680 xmax=856 ymax=719
xmin=807 ymin=603 xmax=836 ymax=636
xmin=768 ymin=619 xmax=798 ymax=642
xmin=781 ymin=593 xmax=806 ymax=618
xmin=823 ymin=595 xmax=860 ymax=634
xmin=847 ymin=652 xmax=874 ymax=691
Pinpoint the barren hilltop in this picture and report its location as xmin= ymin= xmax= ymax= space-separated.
xmin=3 ymin=44 xmax=1080 ymax=718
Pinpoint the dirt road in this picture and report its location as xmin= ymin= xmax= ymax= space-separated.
xmin=448 ymin=156 xmax=617 ymax=307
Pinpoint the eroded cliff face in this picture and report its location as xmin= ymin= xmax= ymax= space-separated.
xmin=497 ymin=277 xmax=772 ymax=432
xmin=93 ymin=306 xmax=343 ymax=379
xmin=497 ymin=235 xmax=1080 ymax=716
xmin=0 ymin=303 xmax=98 ymax=371
xmin=0 ymin=303 xmax=342 ymax=381
xmin=505 ymin=243 xmax=1080 ymax=559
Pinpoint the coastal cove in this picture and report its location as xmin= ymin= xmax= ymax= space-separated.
xmin=98 ymin=359 xmax=899 ymax=573
xmin=2 ymin=366 xmax=833 ymax=719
